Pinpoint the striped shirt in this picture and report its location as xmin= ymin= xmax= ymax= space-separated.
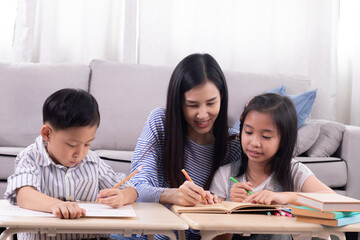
xmin=4 ymin=135 xmax=134 ymax=240
xmin=130 ymin=107 xmax=241 ymax=240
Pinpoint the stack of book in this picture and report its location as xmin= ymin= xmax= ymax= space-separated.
xmin=293 ymin=193 xmax=360 ymax=227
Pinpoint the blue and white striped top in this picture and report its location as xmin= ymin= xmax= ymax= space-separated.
xmin=130 ymin=107 xmax=241 ymax=240
xmin=5 ymin=135 xmax=134 ymax=240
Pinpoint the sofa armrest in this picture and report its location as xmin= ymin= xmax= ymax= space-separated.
xmin=338 ymin=125 xmax=360 ymax=199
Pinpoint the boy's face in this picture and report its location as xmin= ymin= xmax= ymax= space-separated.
xmin=41 ymin=124 xmax=97 ymax=167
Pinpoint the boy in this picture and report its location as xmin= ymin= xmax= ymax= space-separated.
xmin=4 ymin=88 xmax=138 ymax=240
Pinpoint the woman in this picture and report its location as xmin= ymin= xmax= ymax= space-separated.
xmin=115 ymin=53 xmax=241 ymax=240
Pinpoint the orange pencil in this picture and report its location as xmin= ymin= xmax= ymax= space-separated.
xmin=96 ymin=166 xmax=143 ymax=202
xmin=181 ymin=169 xmax=208 ymax=204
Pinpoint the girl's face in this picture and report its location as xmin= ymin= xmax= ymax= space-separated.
xmin=241 ymin=110 xmax=281 ymax=165
xmin=182 ymin=81 xmax=221 ymax=145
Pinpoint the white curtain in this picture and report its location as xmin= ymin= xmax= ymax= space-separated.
xmin=139 ymin=0 xmax=339 ymax=121
xmin=13 ymin=0 xmax=138 ymax=63
xmin=338 ymin=0 xmax=360 ymax=126
xmin=4 ymin=0 xmax=359 ymax=126
xmin=0 ymin=0 xmax=17 ymax=61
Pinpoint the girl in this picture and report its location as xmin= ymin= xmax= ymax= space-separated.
xmin=113 ymin=53 xmax=241 ymax=240
xmin=210 ymin=93 xmax=334 ymax=240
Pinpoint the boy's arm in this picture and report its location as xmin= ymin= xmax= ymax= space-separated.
xmin=17 ymin=186 xmax=63 ymax=212
xmin=17 ymin=186 xmax=85 ymax=218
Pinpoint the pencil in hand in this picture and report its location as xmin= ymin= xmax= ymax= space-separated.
xmin=96 ymin=166 xmax=143 ymax=202
xmin=181 ymin=169 xmax=208 ymax=204
xmin=230 ymin=177 xmax=252 ymax=194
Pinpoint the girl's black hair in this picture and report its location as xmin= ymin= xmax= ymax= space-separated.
xmin=163 ymin=53 xmax=229 ymax=189
xmin=43 ymin=88 xmax=100 ymax=130
xmin=237 ymin=93 xmax=297 ymax=191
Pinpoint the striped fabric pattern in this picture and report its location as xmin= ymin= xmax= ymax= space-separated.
xmin=4 ymin=136 xmax=134 ymax=240
xmin=130 ymin=107 xmax=241 ymax=240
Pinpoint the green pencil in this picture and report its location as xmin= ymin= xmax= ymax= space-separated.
xmin=230 ymin=177 xmax=252 ymax=194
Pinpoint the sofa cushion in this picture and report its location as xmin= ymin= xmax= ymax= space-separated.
xmin=94 ymin=150 xmax=133 ymax=176
xmin=306 ymin=120 xmax=346 ymax=157
xmin=295 ymin=157 xmax=347 ymax=188
xmin=0 ymin=155 xmax=16 ymax=181
xmin=294 ymin=121 xmax=321 ymax=156
xmin=0 ymin=61 xmax=90 ymax=147
xmin=94 ymin=150 xmax=133 ymax=162
xmin=0 ymin=181 xmax=7 ymax=199
xmin=268 ymin=85 xmax=317 ymax=128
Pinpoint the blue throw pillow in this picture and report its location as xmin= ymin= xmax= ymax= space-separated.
xmin=267 ymin=85 xmax=286 ymax=95
xmin=233 ymin=85 xmax=317 ymax=130
xmin=270 ymin=85 xmax=317 ymax=128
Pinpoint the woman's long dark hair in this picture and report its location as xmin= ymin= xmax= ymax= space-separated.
xmin=163 ymin=53 xmax=229 ymax=189
xmin=237 ymin=93 xmax=297 ymax=191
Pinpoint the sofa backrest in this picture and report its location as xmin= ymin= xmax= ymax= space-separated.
xmin=0 ymin=61 xmax=90 ymax=147
xmin=225 ymin=71 xmax=311 ymax=126
xmin=89 ymin=59 xmax=311 ymax=152
xmin=89 ymin=60 xmax=172 ymax=151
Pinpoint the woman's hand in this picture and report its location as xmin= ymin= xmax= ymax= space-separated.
xmin=229 ymin=181 xmax=252 ymax=202
xmin=160 ymin=181 xmax=212 ymax=206
xmin=204 ymin=191 xmax=220 ymax=204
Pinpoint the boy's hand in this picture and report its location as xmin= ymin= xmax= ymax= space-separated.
xmin=230 ymin=181 xmax=253 ymax=202
xmin=97 ymin=189 xmax=125 ymax=208
xmin=51 ymin=202 xmax=85 ymax=219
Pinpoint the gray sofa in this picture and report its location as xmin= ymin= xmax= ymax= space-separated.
xmin=1 ymin=59 xmax=360 ymax=201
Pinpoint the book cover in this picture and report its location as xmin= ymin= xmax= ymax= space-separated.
xmin=296 ymin=193 xmax=360 ymax=212
xmin=171 ymin=201 xmax=278 ymax=214
xmin=291 ymin=206 xmax=360 ymax=219
xmin=296 ymin=214 xmax=360 ymax=227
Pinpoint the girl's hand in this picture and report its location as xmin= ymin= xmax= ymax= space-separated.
xmin=230 ymin=181 xmax=253 ymax=202
xmin=51 ymin=201 xmax=85 ymax=219
xmin=243 ymin=190 xmax=293 ymax=205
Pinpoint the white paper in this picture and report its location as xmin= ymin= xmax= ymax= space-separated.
xmin=78 ymin=203 xmax=136 ymax=217
xmin=0 ymin=200 xmax=136 ymax=218
xmin=0 ymin=200 xmax=55 ymax=217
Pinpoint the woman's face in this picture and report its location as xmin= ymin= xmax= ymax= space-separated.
xmin=182 ymin=81 xmax=221 ymax=145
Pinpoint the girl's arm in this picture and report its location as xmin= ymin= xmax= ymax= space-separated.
xmin=300 ymin=174 xmax=335 ymax=193
xmin=243 ymin=175 xmax=335 ymax=205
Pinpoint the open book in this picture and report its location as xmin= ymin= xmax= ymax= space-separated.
xmin=171 ymin=201 xmax=278 ymax=214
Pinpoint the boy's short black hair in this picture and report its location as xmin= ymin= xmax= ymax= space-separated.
xmin=43 ymin=88 xmax=100 ymax=130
